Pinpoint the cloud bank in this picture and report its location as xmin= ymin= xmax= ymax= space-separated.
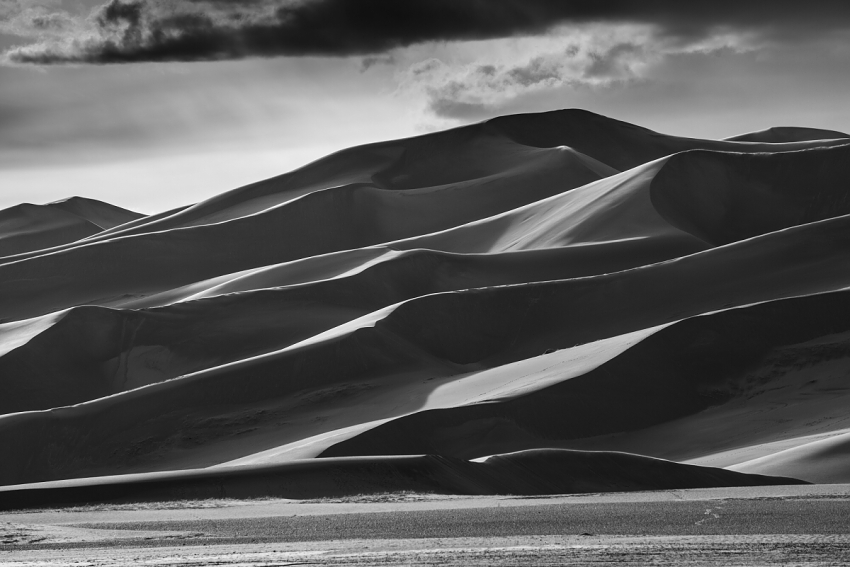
xmin=3 ymin=0 xmax=850 ymax=64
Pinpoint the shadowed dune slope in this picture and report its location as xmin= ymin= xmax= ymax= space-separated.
xmin=8 ymin=124 xmax=615 ymax=256
xmin=0 ymin=146 xmax=613 ymax=322
xmin=2 ymin=110 xmax=845 ymax=265
xmin=652 ymin=145 xmax=850 ymax=245
xmin=0 ymin=450 xmax=803 ymax=511
xmin=0 ymin=197 xmax=143 ymax=258
xmin=399 ymin=143 xmax=850 ymax=253
xmin=320 ymin=290 xmax=850 ymax=484
xmin=0 ymin=242 xmax=702 ymax=414
xmin=2 ymin=212 xmax=850 ymax=484
xmin=47 ymin=197 xmax=145 ymax=230
xmin=398 ymin=158 xmax=706 ymax=254
xmin=6 ymin=141 xmax=850 ymax=325
xmin=488 ymin=109 xmax=848 ymax=170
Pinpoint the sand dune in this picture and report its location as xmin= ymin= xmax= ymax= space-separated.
xmin=2 ymin=110 xmax=843 ymax=268
xmin=0 ymin=147 xmax=612 ymax=322
xmin=0 ymin=243 xmax=701 ymax=414
xmin=725 ymin=126 xmax=850 ymax=143
xmin=489 ymin=109 xmax=848 ymax=169
xmin=3 ymin=211 xmax=850 ymax=484
xmin=3 ymin=108 xmax=850 ymax=504
xmin=652 ymin=145 xmax=850 ymax=245
xmin=14 ymin=109 xmax=837 ymax=251
xmin=0 ymin=449 xmax=803 ymax=511
xmin=5 ymin=142 xmax=850 ymax=325
xmin=729 ymin=430 xmax=850 ymax=483
xmin=0 ymin=197 xmax=142 ymax=258
xmin=320 ymin=290 xmax=850 ymax=474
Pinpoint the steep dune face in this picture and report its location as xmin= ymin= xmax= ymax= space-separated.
xmin=0 ymin=198 xmax=142 ymax=258
xmin=400 ymin=158 xmax=709 ymax=253
xmin=321 ymin=290 xmax=850 ymax=462
xmin=3 ymin=108 xmax=850 ymax=501
xmin=651 ymin=145 xmax=850 ymax=245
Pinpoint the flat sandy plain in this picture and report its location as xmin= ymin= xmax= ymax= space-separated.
xmin=3 ymin=485 xmax=850 ymax=565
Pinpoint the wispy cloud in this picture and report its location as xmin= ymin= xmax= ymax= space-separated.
xmin=3 ymin=0 xmax=850 ymax=65
xmin=394 ymin=27 xmax=682 ymax=121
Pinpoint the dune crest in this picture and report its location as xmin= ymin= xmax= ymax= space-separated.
xmin=0 ymin=197 xmax=142 ymax=258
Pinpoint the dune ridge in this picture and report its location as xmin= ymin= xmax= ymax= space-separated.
xmin=3 ymin=108 xmax=850 ymax=506
xmin=0 ymin=197 xmax=143 ymax=258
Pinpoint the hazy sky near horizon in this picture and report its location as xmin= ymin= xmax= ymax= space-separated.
xmin=1 ymin=0 xmax=850 ymax=213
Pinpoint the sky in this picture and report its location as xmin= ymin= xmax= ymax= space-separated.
xmin=1 ymin=0 xmax=850 ymax=214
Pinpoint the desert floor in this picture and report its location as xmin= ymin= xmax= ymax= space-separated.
xmin=3 ymin=484 xmax=850 ymax=566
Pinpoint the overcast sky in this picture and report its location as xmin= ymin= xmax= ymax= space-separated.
xmin=2 ymin=0 xmax=850 ymax=213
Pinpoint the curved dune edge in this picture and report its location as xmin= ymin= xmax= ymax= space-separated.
xmin=4 ymin=141 xmax=850 ymax=326
xmin=6 ymin=151 xmax=850 ymax=414
xmin=0 ymin=449 xmax=804 ymax=511
xmin=4 ymin=211 xmax=850 ymax=483
xmin=318 ymin=289 xmax=850 ymax=481
xmin=5 ymin=198 xmax=850 ymax=477
xmin=727 ymin=429 xmax=850 ymax=483
xmin=4 ymin=109 xmax=842 ymax=262
xmin=3 ymin=141 xmax=850 ymax=327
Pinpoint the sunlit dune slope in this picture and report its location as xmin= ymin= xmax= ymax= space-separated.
xmin=3 ymin=110 xmax=844 ymax=266
xmin=321 ymin=290 xmax=850 ymax=478
xmin=3 ymin=108 xmax=850 ymax=501
xmin=0 ymin=242 xmax=698 ymax=414
xmin=3 ymin=212 xmax=850 ymax=484
xmin=4 ymin=143 xmax=850 ymax=324
xmin=729 ymin=430 xmax=850 ymax=483
xmin=0 ymin=146 xmax=611 ymax=322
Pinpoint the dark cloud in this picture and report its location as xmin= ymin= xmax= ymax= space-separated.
xmin=6 ymin=0 xmax=850 ymax=64
xmin=428 ymin=97 xmax=489 ymax=121
xmin=359 ymin=52 xmax=395 ymax=71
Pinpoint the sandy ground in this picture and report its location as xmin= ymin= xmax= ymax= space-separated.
xmin=5 ymin=535 xmax=850 ymax=566
xmin=3 ymin=485 xmax=850 ymax=565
